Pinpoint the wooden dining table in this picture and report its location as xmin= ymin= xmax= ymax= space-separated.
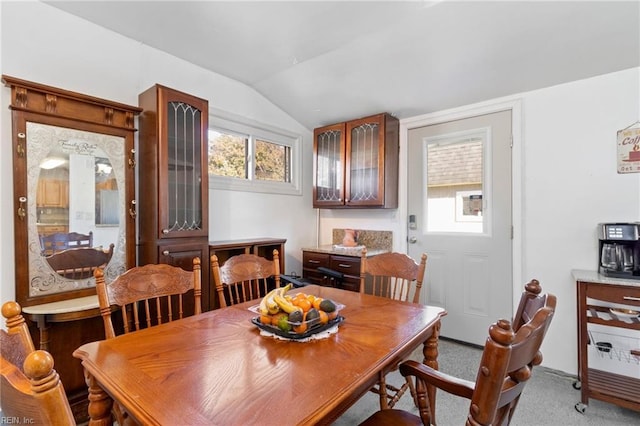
xmin=73 ymin=285 xmax=446 ymax=425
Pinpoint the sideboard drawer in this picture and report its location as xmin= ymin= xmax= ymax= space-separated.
xmin=330 ymin=255 xmax=360 ymax=277
xmin=303 ymin=251 xmax=330 ymax=269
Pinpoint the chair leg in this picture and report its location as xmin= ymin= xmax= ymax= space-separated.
xmin=407 ymin=375 xmax=418 ymax=407
xmin=386 ymin=381 xmax=410 ymax=409
xmin=378 ymin=372 xmax=389 ymax=409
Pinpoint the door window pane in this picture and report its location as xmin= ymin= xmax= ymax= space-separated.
xmin=426 ymin=135 xmax=484 ymax=233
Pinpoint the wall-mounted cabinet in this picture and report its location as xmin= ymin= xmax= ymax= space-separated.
xmin=138 ymin=84 xmax=210 ymax=311
xmin=36 ymin=179 xmax=69 ymax=208
xmin=313 ymin=113 xmax=399 ymax=209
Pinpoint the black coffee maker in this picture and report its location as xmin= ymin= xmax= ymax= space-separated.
xmin=598 ymin=223 xmax=640 ymax=279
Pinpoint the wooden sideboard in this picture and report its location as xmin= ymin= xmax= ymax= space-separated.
xmin=302 ymin=246 xmax=388 ymax=293
xmin=573 ymin=270 xmax=640 ymax=413
xmin=209 ymin=238 xmax=286 ymax=309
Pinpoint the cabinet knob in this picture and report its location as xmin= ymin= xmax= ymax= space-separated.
xmin=162 ymin=229 xmax=170 ymax=234
xmin=162 ymin=250 xmax=170 ymax=256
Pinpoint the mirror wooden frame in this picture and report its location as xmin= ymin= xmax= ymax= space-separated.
xmin=3 ymin=75 xmax=142 ymax=307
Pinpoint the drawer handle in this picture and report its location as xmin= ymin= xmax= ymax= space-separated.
xmin=308 ymin=260 xmax=320 ymax=264
xmin=337 ymin=263 xmax=352 ymax=268
xmin=623 ymin=296 xmax=640 ymax=302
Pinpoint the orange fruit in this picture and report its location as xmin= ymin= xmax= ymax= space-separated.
xmin=293 ymin=321 xmax=308 ymax=334
xmin=296 ymin=298 xmax=312 ymax=313
xmin=318 ymin=310 xmax=329 ymax=325
xmin=306 ymin=294 xmax=316 ymax=304
xmin=312 ymin=297 xmax=324 ymax=310
xmin=259 ymin=314 xmax=272 ymax=325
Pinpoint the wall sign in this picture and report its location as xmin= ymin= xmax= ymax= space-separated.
xmin=617 ymin=123 xmax=640 ymax=174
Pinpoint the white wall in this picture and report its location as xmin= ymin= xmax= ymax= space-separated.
xmin=0 ymin=1 xmax=315 ymax=306
xmin=521 ymin=68 xmax=640 ymax=373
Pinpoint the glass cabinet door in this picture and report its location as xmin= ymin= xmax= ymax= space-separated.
xmin=166 ymin=100 xmax=202 ymax=232
xmin=346 ymin=115 xmax=385 ymax=206
xmin=158 ymin=88 xmax=209 ymax=238
xmin=313 ymin=123 xmax=346 ymax=207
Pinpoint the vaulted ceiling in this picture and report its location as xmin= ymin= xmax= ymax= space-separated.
xmin=46 ymin=1 xmax=640 ymax=130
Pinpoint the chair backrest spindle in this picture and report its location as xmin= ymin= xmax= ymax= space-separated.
xmin=96 ymin=258 xmax=202 ymax=339
xmin=360 ymin=249 xmax=427 ymax=304
xmin=212 ymin=250 xmax=281 ymax=308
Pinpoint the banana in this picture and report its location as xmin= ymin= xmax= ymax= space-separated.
xmin=273 ymin=292 xmax=302 ymax=315
xmin=259 ymin=284 xmax=294 ymax=315
xmin=258 ymin=292 xmax=270 ymax=315
xmin=277 ymin=283 xmax=292 ymax=296
xmin=259 ymin=287 xmax=280 ymax=315
xmin=266 ymin=292 xmax=280 ymax=314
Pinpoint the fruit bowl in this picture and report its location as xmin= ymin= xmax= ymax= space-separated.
xmin=248 ymin=290 xmax=345 ymax=340
xmin=250 ymin=315 xmax=345 ymax=340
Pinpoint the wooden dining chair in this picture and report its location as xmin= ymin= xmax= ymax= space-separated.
xmin=360 ymin=249 xmax=427 ymax=304
xmin=1 ymin=301 xmax=76 ymax=425
xmin=40 ymin=231 xmax=93 ymax=255
xmin=45 ymin=243 xmax=114 ymax=279
xmin=96 ymin=258 xmax=202 ymax=339
xmin=95 ymin=260 xmax=201 ymax=425
xmin=513 ymin=278 xmax=557 ymax=332
xmin=360 ymin=248 xmax=428 ymax=409
xmin=360 ymin=303 xmax=556 ymax=426
xmin=211 ymin=249 xmax=281 ymax=308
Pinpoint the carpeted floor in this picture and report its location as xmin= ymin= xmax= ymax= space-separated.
xmin=332 ymin=338 xmax=640 ymax=425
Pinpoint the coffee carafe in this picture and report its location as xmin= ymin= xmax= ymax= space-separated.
xmin=598 ymin=223 xmax=640 ymax=279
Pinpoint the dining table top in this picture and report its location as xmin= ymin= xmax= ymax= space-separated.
xmin=73 ymin=285 xmax=446 ymax=426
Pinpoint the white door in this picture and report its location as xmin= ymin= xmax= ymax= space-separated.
xmin=407 ymin=110 xmax=512 ymax=345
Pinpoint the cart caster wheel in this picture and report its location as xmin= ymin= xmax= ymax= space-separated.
xmin=572 ymin=380 xmax=581 ymax=390
xmin=575 ymin=402 xmax=587 ymax=414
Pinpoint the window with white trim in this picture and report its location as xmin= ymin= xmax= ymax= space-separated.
xmin=208 ymin=113 xmax=301 ymax=195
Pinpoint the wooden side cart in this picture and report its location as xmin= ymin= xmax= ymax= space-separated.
xmin=573 ymin=270 xmax=640 ymax=413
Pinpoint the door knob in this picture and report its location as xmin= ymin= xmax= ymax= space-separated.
xmin=408 ymin=236 xmax=417 ymax=244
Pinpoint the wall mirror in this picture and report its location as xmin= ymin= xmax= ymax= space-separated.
xmin=3 ymin=75 xmax=142 ymax=307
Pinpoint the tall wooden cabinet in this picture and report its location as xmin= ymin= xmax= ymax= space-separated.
xmin=138 ymin=84 xmax=211 ymax=311
xmin=313 ymin=113 xmax=399 ymax=208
